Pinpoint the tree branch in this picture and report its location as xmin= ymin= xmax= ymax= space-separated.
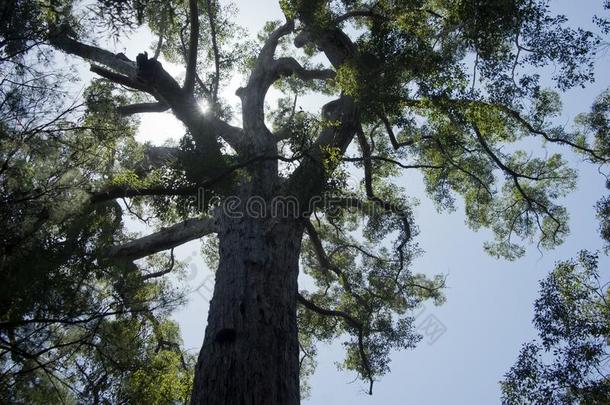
xmin=107 ymin=217 xmax=218 ymax=260
xmin=117 ymin=101 xmax=169 ymax=116
xmin=403 ymin=97 xmax=608 ymax=162
xmin=89 ymin=65 xmax=149 ymax=93
xmin=49 ymin=29 xmax=245 ymax=155
xmin=259 ymin=20 xmax=295 ymax=62
xmin=378 ymin=113 xmax=414 ymax=150
xmin=237 ymin=20 xmax=295 ymax=143
xmin=297 ymin=293 xmax=361 ymax=328
xmin=184 ymin=0 xmax=199 ymax=94
xmin=272 ymin=57 xmax=335 ymax=82
xmin=342 ymin=155 xmax=441 ymax=170
xmin=89 ymin=185 xmax=197 ymax=205
xmin=296 ymin=292 xmax=375 ymax=394
xmin=48 ymin=28 xmax=136 ymax=77
xmin=141 ymin=249 xmax=176 ymax=280
xmin=333 ymin=10 xmax=384 ymax=24
xmin=205 ymin=0 xmax=221 ymax=103
xmin=356 ymin=126 xmax=412 ymax=243
xmin=281 ymin=96 xmax=358 ymax=210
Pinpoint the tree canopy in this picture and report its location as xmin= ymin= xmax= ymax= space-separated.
xmin=501 ymin=251 xmax=610 ymax=403
xmin=1 ymin=0 xmax=609 ymax=403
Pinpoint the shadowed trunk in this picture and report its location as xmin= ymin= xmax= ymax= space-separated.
xmin=190 ymin=210 xmax=304 ymax=405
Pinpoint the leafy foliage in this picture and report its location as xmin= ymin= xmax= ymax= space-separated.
xmin=0 ymin=12 xmax=193 ymax=403
xmin=2 ymin=0 xmax=610 ymax=401
xmin=501 ymin=252 xmax=610 ymax=404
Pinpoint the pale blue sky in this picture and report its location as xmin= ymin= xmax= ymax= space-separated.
xmin=96 ymin=1 xmax=610 ymax=403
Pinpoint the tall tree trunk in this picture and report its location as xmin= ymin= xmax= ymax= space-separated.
xmin=190 ymin=211 xmax=303 ymax=405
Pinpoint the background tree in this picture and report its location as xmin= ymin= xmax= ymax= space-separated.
xmin=500 ymin=251 xmax=610 ymax=403
xmin=1 ymin=0 xmax=609 ymax=404
xmin=501 ymin=7 xmax=610 ymax=402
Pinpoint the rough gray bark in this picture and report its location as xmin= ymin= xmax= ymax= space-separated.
xmin=190 ymin=211 xmax=304 ymax=405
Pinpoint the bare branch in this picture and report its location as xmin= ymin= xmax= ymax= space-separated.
xmin=237 ymin=20 xmax=295 ymax=141
xmin=117 ymin=101 xmax=169 ymax=116
xmin=89 ymin=65 xmax=149 ymax=93
xmin=49 ymin=27 xmax=244 ymax=155
xmin=108 ymin=217 xmax=218 ymax=260
xmin=49 ymin=28 xmax=136 ymax=77
xmin=259 ymin=20 xmax=295 ymax=62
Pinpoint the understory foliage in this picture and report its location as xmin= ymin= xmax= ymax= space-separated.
xmin=1 ymin=0 xmax=609 ymax=402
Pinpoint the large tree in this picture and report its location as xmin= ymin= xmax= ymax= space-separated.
xmin=1 ymin=0 xmax=609 ymax=403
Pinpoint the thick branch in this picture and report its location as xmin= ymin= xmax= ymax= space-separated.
xmin=89 ymin=65 xmax=149 ymax=93
xmin=49 ymin=28 xmax=136 ymax=77
xmin=117 ymin=101 xmax=169 ymax=116
xmin=259 ymin=20 xmax=295 ymax=62
xmin=333 ymin=10 xmax=384 ymax=24
xmin=281 ymin=96 xmax=358 ymax=209
xmin=272 ymin=57 xmax=336 ymax=82
xmin=49 ymin=31 xmax=244 ymax=155
xmin=237 ymin=20 xmax=295 ymax=144
xmin=107 ymin=217 xmax=218 ymax=260
xmin=281 ymin=22 xmax=359 ymax=204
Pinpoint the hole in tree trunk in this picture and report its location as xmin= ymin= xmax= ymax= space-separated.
xmin=214 ymin=328 xmax=236 ymax=344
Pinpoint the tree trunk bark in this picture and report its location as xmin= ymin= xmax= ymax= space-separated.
xmin=190 ymin=212 xmax=303 ymax=405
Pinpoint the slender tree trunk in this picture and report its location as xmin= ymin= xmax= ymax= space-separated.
xmin=190 ymin=210 xmax=303 ymax=405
